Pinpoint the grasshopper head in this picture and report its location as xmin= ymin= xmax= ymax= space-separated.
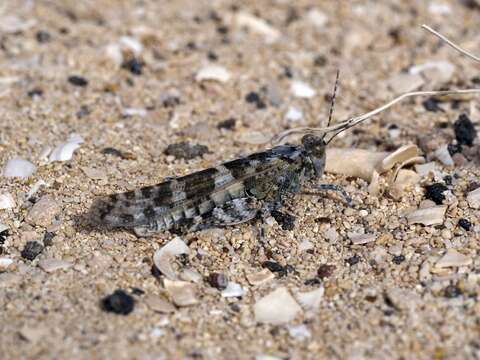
xmin=301 ymin=134 xmax=326 ymax=178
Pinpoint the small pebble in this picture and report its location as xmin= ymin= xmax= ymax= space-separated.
xmin=207 ymin=272 xmax=228 ymax=290
xmin=245 ymin=91 xmax=266 ymax=109
xmin=285 ymin=106 xmax=303 ymax=122
xmin=35 ymin=30 xmax=51 ymax=43
xmin=76 ymin=105 xmax=90 ymax=119
xmin=42 ymin=232 xmax=56 ymax=246
xmin=424 ymin=183 xmax=448 ymax=205
xmin=246 ymin=269 xmax=275 ymax=286
xmin=195 ymin=65 xmax=231 ymax=83
xmin=458 ymin=218 xmax=471 ymax=231
xmin=3 ymin=158 xmax=37 ymax=179
xmin=26 ymin=196 xmax=60 ymax=227
xmin=122 ymin=57 xmax=144 ymax=75
xmin=290 ymin=81 xmax=316 ymax=98
xmin=102 ymin=290 xmax=135 ymax=315
xmin=262 ymin=261 xmax=287 ymax=276
xmin=217 ymin=118 xmax=236 ymax=130
xmin=454 ymin=113 xmax=476 ymax=146
xmin=317 ymin=264 xmax=335 ymax=279
xmin=164 ymin=142 xmax=209 ymax=160
xmin=38 ymin=258 xmax=73 ymax=272
xmin=444 ymin=284 xmax=462 ymax=298
xmin=68 ymin=75 xmax=88 ymax=87
xmin=422 ymin=98 xmax=442 ymax=112
xmin=144 ymin=294 xmax=175 ymax=313
xmin=221 ymin=282 xmax=245 ymax=298
xmin=164 ymin=279 xmax=198 ymax=307
xmin=345 ymin=255 xmax=360 ymax=266
xmin=392 ymin=255 xmax=405 ymax=264
xmin=436 ymin=249 xmax=472 ymax=268
xmin=447 ymin=143 xmax=462 ymax=156
xmin=0 ymin=193 xmax=15 ymax=210
xmin=254 ymin=287 xmax=302 ymax=324
xmin=21 ymin=241 xmax=44 ymax=261
xmin=271 ymin=210 xmax=295 ymax=230
xmin=434 ymin=145 xmax=454 ymax=167
xmin=27 ymin=88 xmax=43 ymax=98
xmin=296 ymin=287 xmax=324 ymax=312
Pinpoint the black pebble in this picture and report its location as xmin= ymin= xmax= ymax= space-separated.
xmin=216 ymin=25 xmax=229 ymax=35
xmin=207 ymin=51 xmax=218 ymax=61
xmin=313 ymin=55 xmax=327 ymax=67
xmin=447 ymin=143 xmax=462 ymax=156
xmin=102 ymin=147 xmax=124 ymax=158
xmin=131 ymin=287 xmax=145 ymax=296
xmin=444 ymin=285 xmax=462 ymax=298
xmin=262 ymin=260 xmax=289 ymax=277
xmin=21 ymin=241 xmax=44 ymax=261
xmin=392 ymin=255 xmax=405 ymax=264
xmin=454 ymin=113 xmax=477 ymax=146
xmin=43 ymin=232 xmax=56 ymax=247
xmin=317 ymin=264 xmax=335 ymax=279
xmin=27 ymin=88 xmax=43 ymax=98
xmin=207 ymin=272 xmax=228 ymax=290
xmin=164 ymin=141 xmax=209 ymax=160
xmin=424 ymin=183 xmax=448 ymax=205
xmin=68 ymin=75 xmax=88 ymax=87
xmin=304 ymin=278 xmax=321 ymax=286
xmin=101 ymin=290 xmax=135 ymax=315
xmin=345 ymin=255 xmax=360 ymax=266
xmin=122 ymin=58 xmax=144 ymax=75
xmin=458 ymin=218 xmax=472 ymax=231
xmin=422 ymin=98 xmax=442 ymax=112
xmin=245 ymin=91 xmax=266 ymax=109
xmin=271 ymin=210 xmax=296 ymax=230
xmin=217 ymin=118 xmax=236 ymax=130
xmin=0 ymin=229 xmax=8 ymax=245
xmin=162 ymin=95 xmax=181 ymax=108
xmin=76 ymin=105 xmax=91 ymax=119
xmin=36 ymin=30 xmax=51 ymax=43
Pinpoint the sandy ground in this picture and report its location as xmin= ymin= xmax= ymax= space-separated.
xmin=1 ymin=0 xmax=480 ymax=359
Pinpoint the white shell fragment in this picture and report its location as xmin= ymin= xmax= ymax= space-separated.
xmin=467 ymin=187 xmax=480 ymax=209
xmin=38 ymin=259 xmax=73 ymax=273
xmin=3 ymin=158 xmax=37 ymax=179
xmin=153 ymin=237 xmax=190 ymax=280
xmin=434 ymin=145 xmax=454 ymax=167
xmin=119 ymin=36 xmax=143 ymax=55
xmin=0 ymin=257 xmax=13 ymax=271
xmin=435 ymin=249 xmax=472 ymax=268
xmin=221 ymin=282 xmax=245 ymax=298
xmin=48 ymin=134 xmax=84 ymax=162
xmin=287 ymin=324 xmax=311 ymax=340
xmin=326 ymin=148 xmax=388 ymax=181
xmin=0 ymin=193 xmax=15 ymax=210
xmin=254 ymin=287 xmax=302 ymax=325
xmin=406 ymin=205 xmax=447 ymax=226
xmin=285 ymin=106 xmax=303 ymax=122
xmin=144 ymin=294 xmax=176 ymax=313
xmin=290 ymin=81 xmax=316 ymax=98
xmin=387 ymin=73 xmax=424 ymax=93
xmin=349 ymin=233 xmax=376 ymax=245
xmin=296 ymin=287 xmax=324 ymax=312
xmin=122 ymin=107 xmax=147 ymax=117
xmin=409 ymin=61 xmax=455 ymax=83
xmin=246 ymin=269 xmax=275 ymax=286
xmin=235 ymin=12 xmax=281 ymax=43
xmin=195 ymin=65 xmax=231 ymax=83
xmin=164 ymin=279 xmax=198 ymax=307
xmin=380 ymin=144 xmax=420 ymax=172
xmin=307 ymin=8 xmax=328 ymax=28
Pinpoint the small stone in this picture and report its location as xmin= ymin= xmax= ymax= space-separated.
xmin=68 ymin=75 xmax=88 ymax=87
xmin=164 ymin=279 xmax=198 ymax=307
xmin=246 ymin=269 xmax=275 ymax=286
xmin=0 ymin=257 xmax=13 ymax=271
xmin=387 ymin=73 xmax=424 ymax=93
xmin=424 ymin=183 xmax=448 ymax=205
xmin=38 ymin=258 xmax=73 ymax=272
xmin=271 ymin=210 xmax=295 ymax=230
xmin=317 ymin=264 xmax=335 ymax=279
xmin=285 ymin=106 xmax=303 ymax=122
xmin=415 ymin=162 xmax=436 ymax=176
xmin=436 ymin=249 xmax=472 ymax=268
xmin=164 ymin=141 xmax=209 ymax=160
xmin=42 ymin=232 xmax=56 ymax=246
xmin=217 ymin=118 xmax=236 ymax=130
xmin=454 ymin=113 xmax=476 ymax=146
xmin=19 ymin=325 xmax=48 ymax=343
xmin=458 ymin=218 xmax=471 ymax=231
xmin=35 ymin=30 xmax=51 ymax=43
xmin=392 ymin=255 xmax=405 ymax=264
xmin=235 ymin=12 xmax=281 ymax=43
xmin=21 ymin=241 xmax=44 ymax=261
xmin=287 ymin=324 xmax=311 ymax=340
xmin=82 ymin=167 xmax=107 ymax=180
xmin=254 ymin=287 xmax=302 ymax=324
xmin=409 ymin=61 xmax=455 ymax=84
xmin=3 ymin=158 xmax=37 ymax=179
xmin=444 ymin=284 xmax=462 ymax=298
xmin=122 ymin=57 xmax=144 ymax=75
xmin=26 ymin=196 xmax=60 ymax=227
xmin=245 ymin=91 xmax=266 ymax=109
xmin=422 ymin=97 xmax=442 ymax=112
xmin=221 ymin=282 xmax=245 ymax=298
xmin=102 ymin=289 xmax=135 ymax=315
xmin=349 ymin=233 xmax=376 ymax=245
xmin=144 ymin=294 xmax=175 ymax=313
xmin=345 ymin=255 xmax=360 ymax=266
xmin=262 ymin=260 xmax=287 ymax=276
xmin=291 ymin=81 xmax=316 ymax=98
xmin=122 ymin=107 xmax=147 ymax=117
xmin=0 ymin=193 xmax=15 ymax=210
xmin=434 ymin=145 xmax=454 ymax=166
xmin=207 ymin=272 xmax=228 ymax=290
xmin=27 ymin=88 xmax=43 ymax=98
xmin=306 ymin=8 xmax=328 ymax=27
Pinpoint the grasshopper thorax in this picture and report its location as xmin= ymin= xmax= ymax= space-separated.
xmin=301 ymin=134 xmax=326 ymax=179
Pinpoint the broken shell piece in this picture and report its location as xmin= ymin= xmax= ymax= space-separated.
xmin=434 ymin=145 xmax=454 ymax=167
xmin=435 ymin=249 xmax=472 ymax=268
xmin=246 ymin=269 xmax=275 ymax=286
xmin=326 ymin=148 xmax=388 ymax=181
xmin=0 ymin=257 xmax=14 ymax=271
xmin=415 ymin=162 xmax=436 ymax=177
xmin=221 ymin=282 xmax=245 ymax=298
xmin=406 ymin=205 xmax=447 ymax=226
xmin=153 ymin=237 xmax=190 ymax=280
xmin=48 ymin=134 xmax=84 ymax=162
xmin=380 ymin=144 xmax=420 ymax=172
xmin=0 ymin=193 xmax=15 ymax=210
xmin=38 ymin=259 xmax=73 ymax=273
xmin=164 ymin=279 xmax=198 ymax=307
xmin=235 ymin=12 xmax=281 ymax=43
xmin=368 ymin=170 xmax=381 ymax=196
xmin=349 ymin=233 xmax=376 ymax=245
xmin=195 ymin=65 xmax=231 ymax=83
xmin=254 ymin=287 xmax=302 ymax=325
xmin=3 ymin=158 xmax=37 ymax=179
xmin=387 ymin=73 xmax=424 ymax=93
xmin=409 ymin=61 xmax=455 ymax=84
xmin=296 ymin=287 xmax=324 ymax=312
xmin=390 ymin=169 xmax=421 ymax=198
xmin=144 ymin=294 xmax=175 ymax=313
xmin=467 ymin=187 xmax=480 ymax=209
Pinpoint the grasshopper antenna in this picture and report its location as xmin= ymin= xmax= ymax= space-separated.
xmin=326 ymin=69 xmax=340 ymax=129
